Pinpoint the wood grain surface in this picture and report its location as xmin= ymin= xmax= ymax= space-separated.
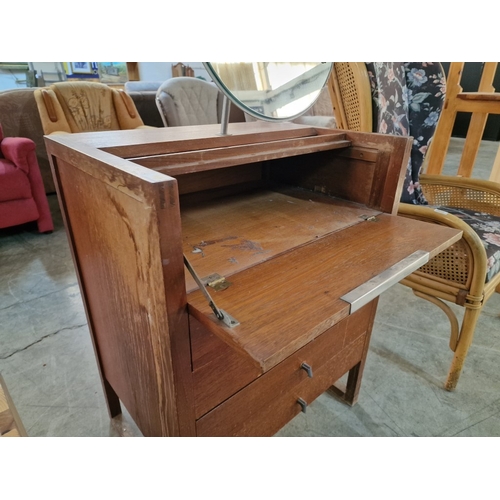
xmin=44 ymin=122 xmax=462 ymax=436
xmin=187 ymin=212 xmax=462 ymax=373
xmin=182 ymin=186 xmax=380 ymax=292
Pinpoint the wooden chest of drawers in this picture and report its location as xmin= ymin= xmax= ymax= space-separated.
xmin=45 ymin=122 xmax=461 ymax=436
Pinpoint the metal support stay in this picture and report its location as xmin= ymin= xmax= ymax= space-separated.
xmin=341 ymin=250 xmax=430 ymax=313
xmin=183 ymin=255 xmax=239 ymax=328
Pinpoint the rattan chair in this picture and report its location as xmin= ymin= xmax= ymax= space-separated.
xmin=328 ymin=62 xmax=372 ymax=132
xmin=328 ymin=62 xmax=500 ymax=391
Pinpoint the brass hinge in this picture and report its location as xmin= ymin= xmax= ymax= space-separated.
xmin=203 ymin=273 xmax=232 ymax=292
xmin=183 ymin=255 xmax=239 ymax=328
xmin=360 ymin=214 xmax=378 ymax=222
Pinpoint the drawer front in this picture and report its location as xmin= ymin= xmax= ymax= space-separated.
xmin=196 ymin=302 xmax=375 ymax=437
xmin=191 ymin=316 xmax=262 ymax=419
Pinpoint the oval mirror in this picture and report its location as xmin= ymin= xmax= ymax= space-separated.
xmin=203 ymin=62 xmax=332 ymax=122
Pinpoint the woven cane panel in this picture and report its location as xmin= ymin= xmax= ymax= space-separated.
xmin=423 ymin=184 xmax=500 ymax=216
xmin=334 ymin=63 xmax=362 ymax=131
xmin=418 ymin=239 xmax=470 ymax=285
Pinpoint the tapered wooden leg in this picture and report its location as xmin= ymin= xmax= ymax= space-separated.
xmin=445 ymin=307 xmax=482 ymax=391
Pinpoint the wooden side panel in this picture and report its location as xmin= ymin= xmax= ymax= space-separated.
xmin=268 ymin=131 xmax=411 ymax=215
xmin=268 ymin=146 xmax=378 ymax=206
xmin=51 ymin=150 xmax=194 ymax=436
xmin=345 ymin=131 xmax=411 ymax=214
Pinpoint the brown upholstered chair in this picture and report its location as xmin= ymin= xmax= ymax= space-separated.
xmin=34 ymin=81 xmax=149 ymax=135
xmin=329 ymin=62 xmax=500 ymax=391
xmin=124 ymin=81 xmax=165 ymax=127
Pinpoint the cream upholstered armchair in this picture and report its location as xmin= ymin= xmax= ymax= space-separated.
xmin=34 ymin=81 xmax=148 ymax=135
xmin=155 ymin=77 xmax=246 ymax=127
xmin=329 ymin=62 xmax=500 ymax=391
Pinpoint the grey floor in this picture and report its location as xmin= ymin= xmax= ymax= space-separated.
xmin=1 ymin=138 xmax=499 ymax=437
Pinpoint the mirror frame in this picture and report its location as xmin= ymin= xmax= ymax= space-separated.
xmin=203 ymin=62 xmax=333 ymax=122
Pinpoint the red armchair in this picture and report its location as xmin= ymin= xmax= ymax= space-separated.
xmin=0 ymin=124 xmax=53 ymax=233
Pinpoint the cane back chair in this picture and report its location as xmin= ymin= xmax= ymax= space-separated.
xmin=328 ymin=62 xmax=500 ymax=391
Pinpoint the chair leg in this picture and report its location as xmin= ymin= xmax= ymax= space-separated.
xmin=444 ymin=306 xmax=482 ymax=391
xmin=413 ymin=291 xmax=459 ymax=350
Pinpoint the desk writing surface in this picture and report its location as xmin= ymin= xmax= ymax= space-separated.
xmin=186 ymin=209 xmax=462 ymax=372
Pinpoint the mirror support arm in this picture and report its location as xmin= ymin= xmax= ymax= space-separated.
xmin=219 ymin=94 xmax=231 ymax=136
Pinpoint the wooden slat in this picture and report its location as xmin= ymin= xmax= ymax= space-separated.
xmin=130 ymin=136 xmax=351 ymax=175
xmin=457 ymin=92 xmax=500 ymax=101
xmin=54 ymin=122 xmax=342 ymax=158
xmin=454 ymin=99 xmax=500 ymax=114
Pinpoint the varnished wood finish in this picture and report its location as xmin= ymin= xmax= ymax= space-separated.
xmin=196 ymin=302 xmax=377 ymax=437
xmin=269 ymin=132 xmax=411 ymax=215
xmin=44 ymin=121 xmax=462 ymax=436
xmin=49 ymin=142 xmax=194 ymax=437
xmin=130 ymin=135 xmax=351 ymax=175
xmin=191 ymin=316 xmax=261 ymax=418
xmin=328 ymin=298 xmax=378 ymax=406
xmin=182 ymin=187 xmax=380 ymax=292
xmin=187 ymin=212 xmax=461 ymax=372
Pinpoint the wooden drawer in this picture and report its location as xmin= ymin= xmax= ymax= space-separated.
xmin=196 ymin=301 xmax=375 ymax=437
xmin=191 ymin=316 xmax=262 ymax=419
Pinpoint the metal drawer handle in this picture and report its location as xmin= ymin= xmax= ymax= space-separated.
xmin=297 ymin=398 xmax=308 ymax=413
xmin=300 ymin=362 xmax=313 ymax=378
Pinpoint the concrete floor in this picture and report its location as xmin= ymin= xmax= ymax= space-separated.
xmin=1 ymin=137 xmax=499 ymax=437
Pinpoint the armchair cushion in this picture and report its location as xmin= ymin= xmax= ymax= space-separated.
xmin=434 ymin=206 xmax=500 ymax=282
xmin=1 ymin=136 xmax=36 ymax=174
xmin=54 ymin=82 xmax=120 ymax=132
xmin=0 ymin=159 xmax=33 ymax=201
xmin=0 ymin=88 xmax=54 ymax=193
xmin=34 ymin=82 xmax=145 ymax=135
xmin=0 ymin=127 xmax=53 ymax=233
xmin=156 ymin=77 xmax=219 ymax=127
xmin=366 ymin=62 xmax=446 ymax=205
